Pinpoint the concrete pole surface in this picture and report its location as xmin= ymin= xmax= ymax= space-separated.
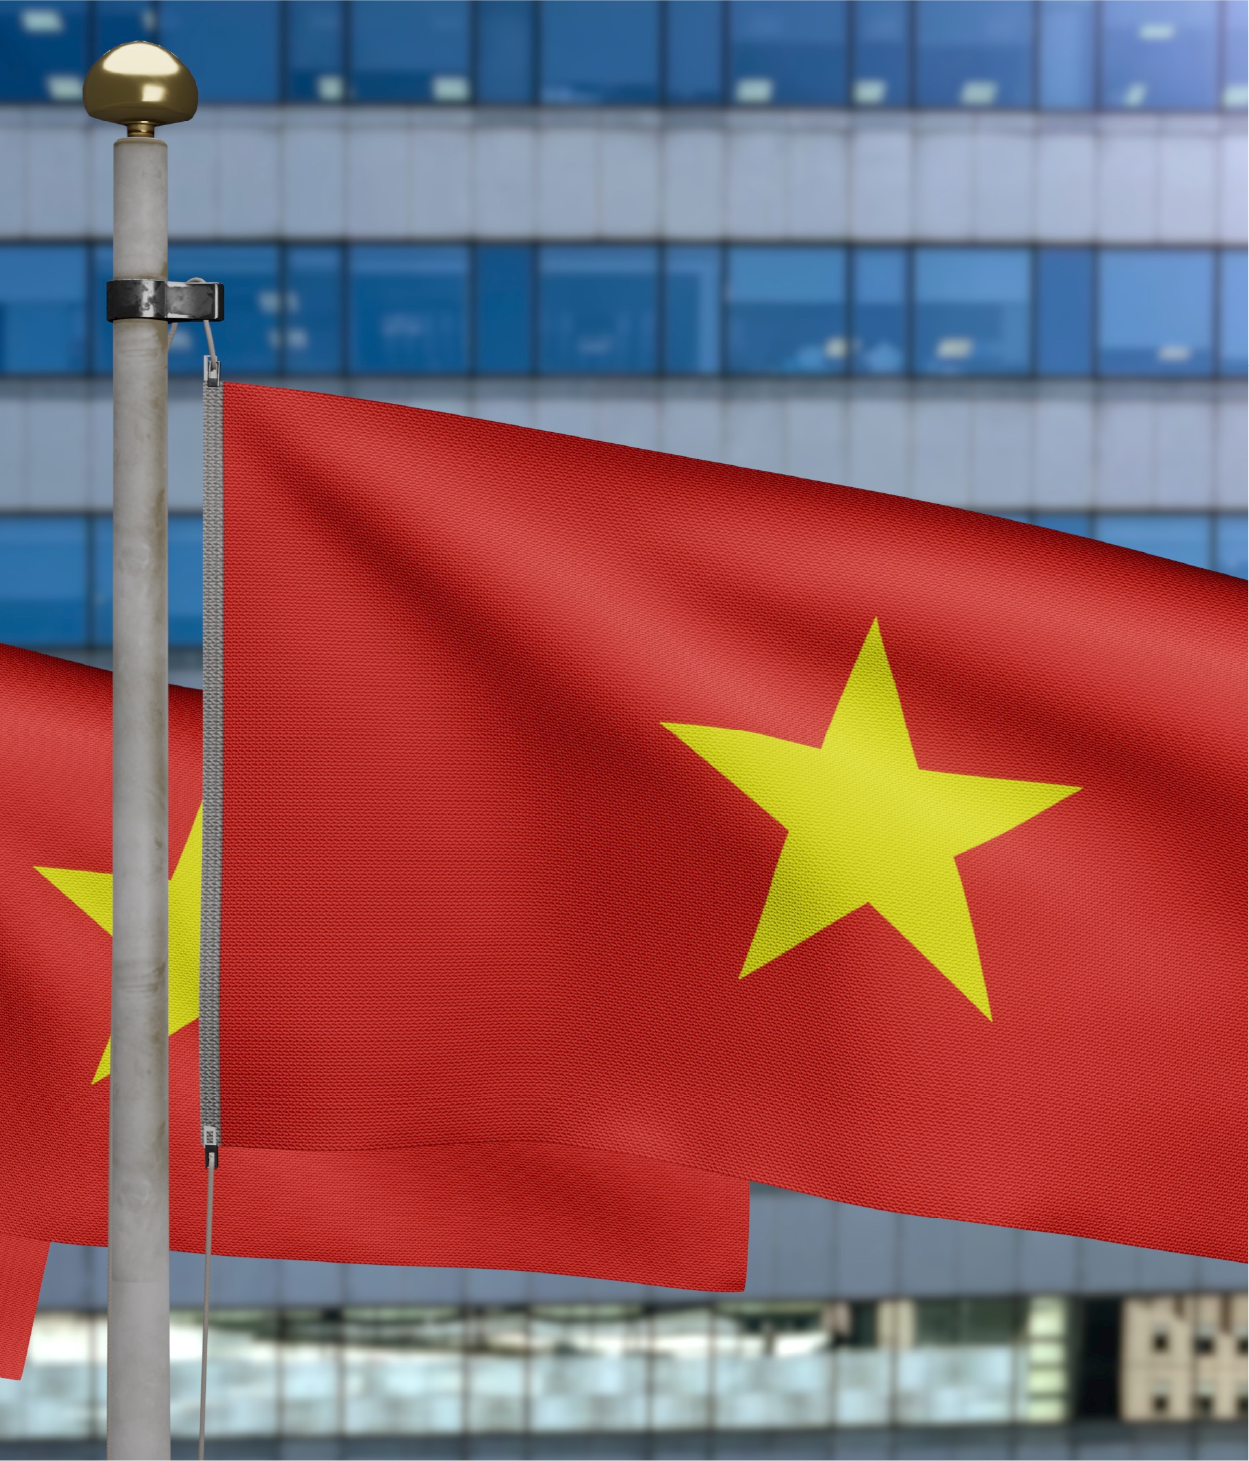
xmin=108 ymin=134 xmax=170 ymax=1461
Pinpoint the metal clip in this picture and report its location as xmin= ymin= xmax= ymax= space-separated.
xmin=107 ymin=278 xmax=225 ymax=323
xmin=204 ymin=357 xmax=221 ymax=387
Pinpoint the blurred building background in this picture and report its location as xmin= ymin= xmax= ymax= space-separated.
xmin=0 ymin=1 xmax=1245 ymax=1456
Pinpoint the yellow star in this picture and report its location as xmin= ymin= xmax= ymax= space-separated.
xmin=664 ymin=623 xmax=1078 ymax=1019
xmin=35 ymin=807 xmax=203 ymax=1082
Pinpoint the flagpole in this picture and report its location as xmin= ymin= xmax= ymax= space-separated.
xmin=83 ymin=44 xmax=198 ymax=1460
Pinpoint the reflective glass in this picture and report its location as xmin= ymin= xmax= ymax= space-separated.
xmin=0 ymin=0 xmax=86 ymax=102
xmin=915 ymin=0 xmax=1034 ymax=109
xmin=727 ymin=246 xmax=847 ymax=375
xmin=913 ymin=249 xmax=1030 ymax=376
xmin=350 ymin=246 xmax=469 ymax=374
xmin=1218 ymin=250 xmax=1247 ymax=376
xmin=0 ymin=245 xmax=87 ymax=374
xmin=167 ymin=245 xmax=280 ymax=377
xmin=172 ymin=1312 xmax=279 ymax=1438
xmin=539 ymin=246 xmax=658 ymax=374
xmin=0 ymin=1313 xmax=97 ymax=1437
xmin=650 ymin=1308 xmax=712 ymax=1430
xmin=91 ymin=243 xmax=112 ymax=374
xmin=466 ymin=1310 xmax=527 ymax=1434
xmin=342 ymin=1310 xmax=465 ymax=1435
xmin=475 ymin=245 xmax=534 ymax=374
xmin=90 ymin=514 xmax=109 ymax=644
xmin=285 ymin=0 xmax=346 ymax=103
xmin=277 ymin=1312 xmax=340 ymax=1436
xmin=0 ymin=515 xmax=88 ymax=646
xmin=1100 ymin=0 xmax=1219 ymax=110
xmin=350 ymin=1 xmax=471 ymax=103
xmin=1036 ymin=248 xmax=1094 ymax=375
xmin=1039 ymin=0 xmax=1096 ymax=109
xmin=476 ymin=0 xmax=536 ymax=103
xmin=1033 ymin=513 xmax=1093 ymax=538
xmin=92 ymin=1 xmax=157 ymax=57
xmin=529 ymin=1309 xmax=647 ymax=1432
xmin=1098 ymin=250 xmax=1213 ymax=377
xmin=284 ymin=246 xmax=344 ymax=375
xmin=158 ymin=1 xmax=280 ymax=102
xmin=729 ymin=1 xmax=848 ymax=106
xmin=851 ymin=246 xmax=907 ymax=375
xmin=850 ymin=0 xmax=910 ymax=107
xmin=714 ymin=1305 xmax=835 ymax=1429
xmin=666 ymin=0 xmax=725 ymax=104
xmin=539 ymin=0 xmax=660 ymax=104
xmin=1095 ymin=513 xmax=1211 ymax=570
xmin=663 ymin=246 xmax=722 ymax=374
xmin=1224 ymin=1 xmax=1249 ymax=108
xmin=1215 ymin=515 xmax=1249 ymax=578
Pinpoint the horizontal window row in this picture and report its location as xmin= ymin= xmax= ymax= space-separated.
xmin=5 ymin=244 xmax=1247 ymax=381
xmin=3 ymin=0 xmax=1246 ymax=113
xmin=1 ymin=511 xmax=1244 ymax=652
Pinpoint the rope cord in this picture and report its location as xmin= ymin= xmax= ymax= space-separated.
xmin=168 ymin=278 xmax=216 ymax=357
xmin=198 ymin=1145 xmax=218 ymax=1461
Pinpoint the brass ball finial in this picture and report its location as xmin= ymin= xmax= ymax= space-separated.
xmin=83 ymin=42 xmax=197 ymax=136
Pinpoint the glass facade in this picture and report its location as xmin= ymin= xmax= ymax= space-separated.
xmin=9 ymin=245 xmax=1247 ymax=380
xmin=4 ymin=0 xmax=1247 ymax=110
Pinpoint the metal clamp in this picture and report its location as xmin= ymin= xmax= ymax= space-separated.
xmin=107 ymin=278 xmax=225 ymax=323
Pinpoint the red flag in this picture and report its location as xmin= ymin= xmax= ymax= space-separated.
xmin=213 ymin=383 xmax=1245 ymax=1263
xmin=0 ymin=1234 xmax=49 ymax=1380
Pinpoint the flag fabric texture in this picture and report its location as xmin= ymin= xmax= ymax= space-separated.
xmin=208 ymin=383 xmax=1245 ymax=1265
xmin=0 ymin=646 xmax=750 ymax=1376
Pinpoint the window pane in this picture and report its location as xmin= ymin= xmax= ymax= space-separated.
xmin=540 ymin=0 xmax=660 ymax=104
xmin=714 ymin=1305 xmax=834 ymax=1430
xmin=1095 ymin=513 xmax=1211 ymax=569
xmin=285 ymin=246 xmax=343 ymax=375
xmin=1224 ymin=1 xmax=1248 ymax=107
xmin=664 ymin=246 xmax=722 ymax=374
xmin=1037 ymin=248 xmax=1093 ymax=375
xmin=1215 ymin=515 xmax=1248 ymax=578
xmin=159 ymin=1 xmax=280 ymax=102
xmin=169 ymin=515 xmax=203 ymax=647
xmin=1033 ymin=513 xmax=1092 ymax=538
xmin=0 ymin=0 xmax=87 ymax=101
xmin=851 ymin=246 xmax=907 ymax=375
xmin=286 ymin=0 xmax=346 ymax=103
xmin=1098 ymin=250 xmax=1213 ymax=377
xmin=350 ymin=246 xmax=469 ymax=374
xmin=167 ymin=245 xmax=280 ymax=377
xmin=729 ymin=1 xmax=847 ymax=105
xmin=350 ymin=1 xmax=471 ymax=103
xmin=476 ymin=245 xmax=534 ymax=374
xmin=1219 ymin=251 xmax=1247 ymax=375
xmin=1100 ymin=0 xmax=1219 ymax=110
xmin=1039 ymin=0 xmax=1095 ymax=108
xmin=0 ymin=244 xmax=87 ymax=374
xmin=850 ymin=0 xmax=910 ymax=107
xmin=476 ymin=0 xmax=535 ymax=103
xmin=0 ymin=516 xmax=87 ymax=646
xmin=666 ymin=0 xmax=725 ymax=104
xmin=92 ymin=1 xmax=157 ymax=58
xmin=342 ymin=1310 xmax=464 ymax=1436
xmin=914 ymin=249 xmax=1031 ymax=376
xmin=91 ymin=514 xmax=110 ymax=644
xmin=539 ymin=246 xmax=658 ymax=374
xmin=727 ymin=247 xmax=847 ymax=375
xmin=915 ymin=0 xmax=1034 ymax=108
xmin=91 ymin=243 xmax=112 ymax=375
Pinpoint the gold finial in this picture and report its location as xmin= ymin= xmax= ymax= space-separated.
xmin=82 ymin=42 xmax=197 ymax=135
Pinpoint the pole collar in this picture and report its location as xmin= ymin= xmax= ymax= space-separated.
xmin=107 ymin=278 xmax=224 ymax=323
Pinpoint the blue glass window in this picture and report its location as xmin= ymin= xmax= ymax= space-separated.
xmin=851 ymin=247 xmax=907 ymax=375
xmin=729 ymin=1 xmax=847 ymax=106
xmin=476 ymin=0 xmax=535 ymax=103
xmin=0 ymin=515 xmax=87 ymax=646
xmin=850 ymin=0 xmax=910 ymax=107
xmin=1100 ymin=1 xmax=1219 ymax=110
xmin=539 ymin=246 xmax=658 ymax=374
xmin=663 ymin=246 xmax=722 ymax=374
xmin=1039 ymin=0 xmax=1096 ymax=109
xmin=90 ymin=514 xmax=110 ymax=645
xmin=285 ymin=0 xmax=346 ymax=103
xmin=475 ymin=246 xmax=533 ymax=374
xmin=539 ymin=0 xmax=660 ymax=104
xmin=1218 ymin=251 xmax=1247 ymax=376
xmin=1033 ymin=513 xmax=1093 ymax=537
xmin=284 ymin=246 xmax=344 ymax=375
xmin=913 ymin=249 xmax=1030 ymax=376
xmin=727 ymin=247 xmax=847 ymax=375
xmin=0 ymin=245 xmax=87 ymax=375
xmin=168 ymin=514 xmax=203 ymax=646
xmin=1098 ymin=250 xmax=1213 ymax=377
xmin=1215 ymin=515 xmax=1249 ymax=578
xmin=90 ymin=243 xmax=112 ymax=375
xmin=158 ymin=1 xmax=280 ymax=102
xmin=1224 ymin=1 xmax=1248 ymax=107
xmin=915 ymin=0 xmax=1034 ymax=108
xmin=0 ymin=0 xmax=86 ymax=102
xmin=1036 ymin=248 xmax=1094 ymax=375
xmin=350 ymin=246 xmax=468 ymax=374
xmin=167 ymin=245 xmax=279 ymax=377
xmin=350 ymin=1 xmax=471 ymax=103
xmin=666 ymin=0 xmax=725 ymax=104
xmin=92 ymin=2 xmax=157 ymax=58
xmin=1095 ymin=513 xmax=1211 ymax=569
